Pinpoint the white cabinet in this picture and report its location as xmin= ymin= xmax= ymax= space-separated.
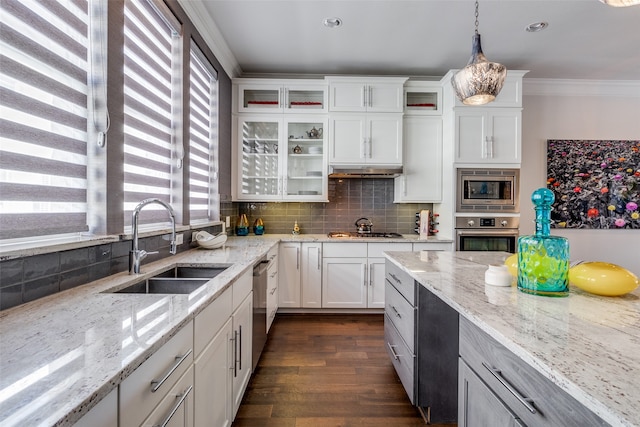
xmin=322 ymin=242 xmax=411 ymax=308
xmin=278 ymin=242 xmax=301 ymax=308
xmin=327 ymin=77 xmax=407 ymax=112
xmin=394 ymin=116 xmax=442 ymax=202
xmin=73 ymin=388 xmax=117 ymax=427
xmin=231 ymin=292 xmax=253 ymax=418
xmin=277 ymin=242 xmax=322 ymax=308
xmin=194 ymin=287 xmax=233 ymax=427
xmin=404 ymin=81 xmax=442 ymax=115
xmin=328 ymin=113 xmax=403 ymax=165
xmin=119 ymin=321 xmax=194 ymax=427
xmin=454 ymin=108 xmax=521 ymax=165
xmin=266 ymin=245 xmax=279 ymax=331
xmin=234 ymin=115 xmax=328 ymax=201
xmin=236 ymin=79 xmax=327 ymax=113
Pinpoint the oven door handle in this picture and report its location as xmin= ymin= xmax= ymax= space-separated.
xmin=456 ymin=229 xmax=519 ymax=236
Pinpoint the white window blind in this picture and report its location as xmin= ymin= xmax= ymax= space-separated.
xmin=0 ymin=0 xmax=90 ymax=240
xmin=123 ymin=0 xmax=181 ymax=227
xmin=188 ymin=44 xmax=219 ymax=223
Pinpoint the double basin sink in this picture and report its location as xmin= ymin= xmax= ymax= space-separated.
xmin=107 ymin=265 xmax=231 ymax=294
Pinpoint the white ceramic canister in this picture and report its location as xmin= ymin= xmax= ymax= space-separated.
xmin=485 ymin=264 xmax=513 ymax=287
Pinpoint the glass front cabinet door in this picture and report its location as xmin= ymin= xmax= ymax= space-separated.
xmin=237 ymin=82 xmax=328 ymax=113
xmin=236 ymin=116 xmax=328 ymax=201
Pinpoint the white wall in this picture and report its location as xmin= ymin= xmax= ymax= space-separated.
xmin=521 ymin=80 xmax=640 ymax=276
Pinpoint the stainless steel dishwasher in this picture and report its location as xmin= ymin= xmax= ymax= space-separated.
xmin=252 ymin=257 xmax=269 ymax=371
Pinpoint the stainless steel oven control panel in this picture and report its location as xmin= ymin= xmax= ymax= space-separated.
xmin=455 ymin=216 xmax=519 ymax=229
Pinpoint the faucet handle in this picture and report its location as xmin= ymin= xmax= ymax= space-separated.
xmin=170 ymin=242 xmax=177 ymax=255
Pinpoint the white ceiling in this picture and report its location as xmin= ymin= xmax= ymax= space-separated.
xmin=178 ymin=0 xmax=640 ymax=81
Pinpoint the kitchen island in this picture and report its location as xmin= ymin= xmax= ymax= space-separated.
xmin=385 ymin=250 xmax=639 ymax=427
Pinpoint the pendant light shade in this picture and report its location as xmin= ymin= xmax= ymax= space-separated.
xmin=599 ymin=0 xmax=640 ymax=6
xmin=451 ymin=1 xmax=507 ymax=106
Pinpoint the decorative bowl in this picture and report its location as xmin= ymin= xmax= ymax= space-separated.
xmin=569 ymin=262 xmax=639 ymax=296
xmin=195 ymin=231 xmax=227 ymax=249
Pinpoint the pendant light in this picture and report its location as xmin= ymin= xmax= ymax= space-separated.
xmin=451 ymin=0 xmax=507 ymax=105
xmin=599 ymin=0 xmax=640 ymax=6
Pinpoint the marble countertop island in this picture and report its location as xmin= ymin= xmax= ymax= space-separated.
xmin=385 ymin=251 xmax=639 ymax=427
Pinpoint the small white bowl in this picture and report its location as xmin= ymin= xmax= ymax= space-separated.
xmin=195 ymin=231 xmax=227 ymax=249
xmin=485 ymin=264 xmax=513 ymax=287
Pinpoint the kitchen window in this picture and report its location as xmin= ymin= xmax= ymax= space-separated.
xmin=188 ymin=42 xmax=220 ymax=223
xmin=0 ymin=0 xmax=94 ymax=240
xmin=122 ymin=0 xmax=183 ymax=228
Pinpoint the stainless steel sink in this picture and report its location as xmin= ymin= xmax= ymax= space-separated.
xmin=116 ymin=277 xmax=210 ymax=294
xmin=107 ymin=265 xmax=232 ymax=294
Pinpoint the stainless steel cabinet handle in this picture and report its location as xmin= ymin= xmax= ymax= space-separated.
xmin=362 ymin=85 xmax=367 ymax=107
xmin=482 ymin=362 xmax=537 ymax=414
xmin=238 ymin=324 xmax=243 ymax=371
xmin=387 ymin=342 xmax=400 ymax=360
xmin=153 ymin=385 xmax=193 ymax=427
xmin=150 ymin=349 xmax=193 ymax=392
xmin=367 ymin=137 xmax=372 ymax=158
xmin=389 ymin=273 xmax=401 ymax=284
xmin=230 ymin=331 xmax=238 ymax=377
xmin=489 ymin=135 xmax=494 ymax=158
xmin=270 ymin=286 xmax=277 ymax=295
xmin=369 ymin=264 xmax=373 ymax=287
xmin=317 ymin=247 xmax=321 ymax=270
xmin=390 ymin=305 xmax=401 ymax=318
xmin=296 ymin=247 xmax=300 ymax=270
xmin=363 ymin=263 xmax=367 ymax=287
xmin=270 ymin=270 xmax=277 ymax=279
xmin=368 ymin=85 xmax=373 ymax=107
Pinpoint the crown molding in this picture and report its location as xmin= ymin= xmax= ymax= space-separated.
xmin=524 ymin=78 xmax=640 ymax=98
xmin=177 ymin=0 xmax=242 ymax=78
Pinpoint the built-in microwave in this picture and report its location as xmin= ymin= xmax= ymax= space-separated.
xmin=456 ymin=168 xmax=519 ymax=213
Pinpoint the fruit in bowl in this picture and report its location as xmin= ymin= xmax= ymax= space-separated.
xmin=569 ymin=262 xmax=639 ymax=296
xmin=504 ymin=253 xmax=518 ymax=277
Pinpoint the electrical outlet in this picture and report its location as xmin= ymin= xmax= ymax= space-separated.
xmin=225 ymin=216 xmax=231 ymax=228
xmin=175 ymin=233 xmax=184 ymax=245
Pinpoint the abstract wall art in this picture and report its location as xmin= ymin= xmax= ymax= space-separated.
xmin=546 ymin=140 xmax=640 ymax=229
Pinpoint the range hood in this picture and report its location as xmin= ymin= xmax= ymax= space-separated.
xmin=328 ymin=165 xmax=403 ymax=179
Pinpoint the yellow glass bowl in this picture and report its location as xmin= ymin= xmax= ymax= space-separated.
xmin=504 ymin=253 xmax=518 ymax=277
xmin=569 ymin=262 xmax=639 ymax=296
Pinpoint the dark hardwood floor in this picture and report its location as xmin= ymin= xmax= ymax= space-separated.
xmin=233 ymin=314 xmax=455 ymax=427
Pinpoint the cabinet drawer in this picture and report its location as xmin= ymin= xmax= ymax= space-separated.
xmin=194 ymin=287 xmax=232 ymax=357
xmin=120 ymin=321 xmax=194 ymax=427
xmin=384 ymin=314 xmax=415 ymax=404
xmin=367 ymin=242 xmax=412 ymax=258
xmin=141 ymin=366 xmax=194 ymax=427
xmin=384 ymin=282 xmax=415 ymax=352
xmin=459 ymin=317 xmax=607 ymax=427
xmin=323 ymin=242 xmax=367 ymax=258
xmin=233 ymin=269 xmax=252 ymax=311
xmin=385 ymin=259 xmax=415 ymax=305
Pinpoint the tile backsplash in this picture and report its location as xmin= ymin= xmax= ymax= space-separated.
xmin=233 ymin=179 xmax=431 ymax=235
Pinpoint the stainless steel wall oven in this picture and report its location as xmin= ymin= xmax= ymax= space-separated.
xmin=455 ymin=217 xmax=519 ymax=253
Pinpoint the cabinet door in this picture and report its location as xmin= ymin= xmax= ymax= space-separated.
xmin=367 ymin=82 xmax=404 ymax=113
xmin=367 ymin=258 xmax=386 ymax=308
xmin=455 ymin=109 xmax=521 ymax=164
xmin=329 ymin=114 xmax=366 ymax=164
xmin=329 ymin=82 xmax=367 ymax=111
xmin=367 ymin=114 xmax=403 ymax=165
xmin=232 ymin=293 xmax=253 ymax=418
xmin=488 ymin=110 xmax=521 ymax=163
xmin=194 ymin=319 xmax=233 ymax=427
xmin=284 ymin=84 xmax=328 ymax=113
xmin=73 ymin=388 xmax=117 ymax=427
xmin=322 ymin=258 xmax=367 ymax=308
xmin=278 ymin=243 xmax=301 ymax=307
xmin=142 ymin=367 xmax=194 ymax=427
xmin=458 ymin=359 xmax=523 ymax=427
xmin=395 ymin=116 xmax=442 ymax=202
xmin=455 ymin=110 xmax=486 ymax=164
xmin=236 ymin=116 xmax=282 ymax=200
xmin=284 ymin=117 xmax=328 ymax=201
xmin=237 ymin=83 xmax=284 ymax=113
xmin=301 ymin=242 xmax=323 ymax=308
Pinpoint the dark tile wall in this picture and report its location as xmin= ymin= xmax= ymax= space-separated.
xmin=0 ymin=224 xmax=223 ymax=311
xmin=232 ymin=179 xmax=432 ymax=235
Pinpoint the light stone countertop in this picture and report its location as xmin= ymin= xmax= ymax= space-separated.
xmin=385 ymin=250 xmax=640 ymax=427
xmin=0 ymin=234 xmax=443 ymax=427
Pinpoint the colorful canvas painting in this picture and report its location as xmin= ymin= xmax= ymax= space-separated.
xmin=546 ymin=140 xmax=640 ymax=229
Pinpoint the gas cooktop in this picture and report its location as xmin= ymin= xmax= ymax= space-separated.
xmin=327 ymin=232 xmax=403 ymax=238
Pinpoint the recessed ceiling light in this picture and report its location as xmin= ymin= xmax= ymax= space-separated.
xmin=323 ymin=17 xmax=342 ymax=28
xmin=525 ymin=21 xmax=549 ymax=32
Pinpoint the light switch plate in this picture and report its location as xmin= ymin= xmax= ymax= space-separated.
xmin=175 ymin=233 xmax=184 ymax=245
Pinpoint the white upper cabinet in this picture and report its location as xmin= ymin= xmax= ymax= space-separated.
xmin=329 ymin=113 xmax=403 ymax=165
xmin=326 ymin=77 xmax=407 ymax=112
xmin=454 ymin=109 xmax=521 ymax=165
xmin=450 ymin=70 xmax=527 ymax=108
xmin=404 ymin=81 xmax=442 ymax=115
xmin=235 ymin=79 xmax=328 ymax=113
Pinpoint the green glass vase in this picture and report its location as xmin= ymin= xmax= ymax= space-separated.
xmin=517 ymin=188 xmax=569 ymax=297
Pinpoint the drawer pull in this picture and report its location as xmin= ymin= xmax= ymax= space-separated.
xmin=270 ymin=286 xmax=277 ymax=295
xmin=150 ymin=348 xmax=193 ymax=393
xmin=389 ymin=273 xmax=401 ymax=284
xmin=482 ymin=362 xmax=537 ymax=414
xmin=269 ymin=270 xmax=278 ymax=279
xmin=390 ymin=305 xmax=401 ymax=319
xmin=387 ymin=342 xmax=401 ymax=360
xmin=154 ymin=385 xmax=193 ymax=427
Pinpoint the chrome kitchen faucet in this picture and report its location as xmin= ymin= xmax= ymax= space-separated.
xmin=129 ymin=198 xmax=177 ymax=274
